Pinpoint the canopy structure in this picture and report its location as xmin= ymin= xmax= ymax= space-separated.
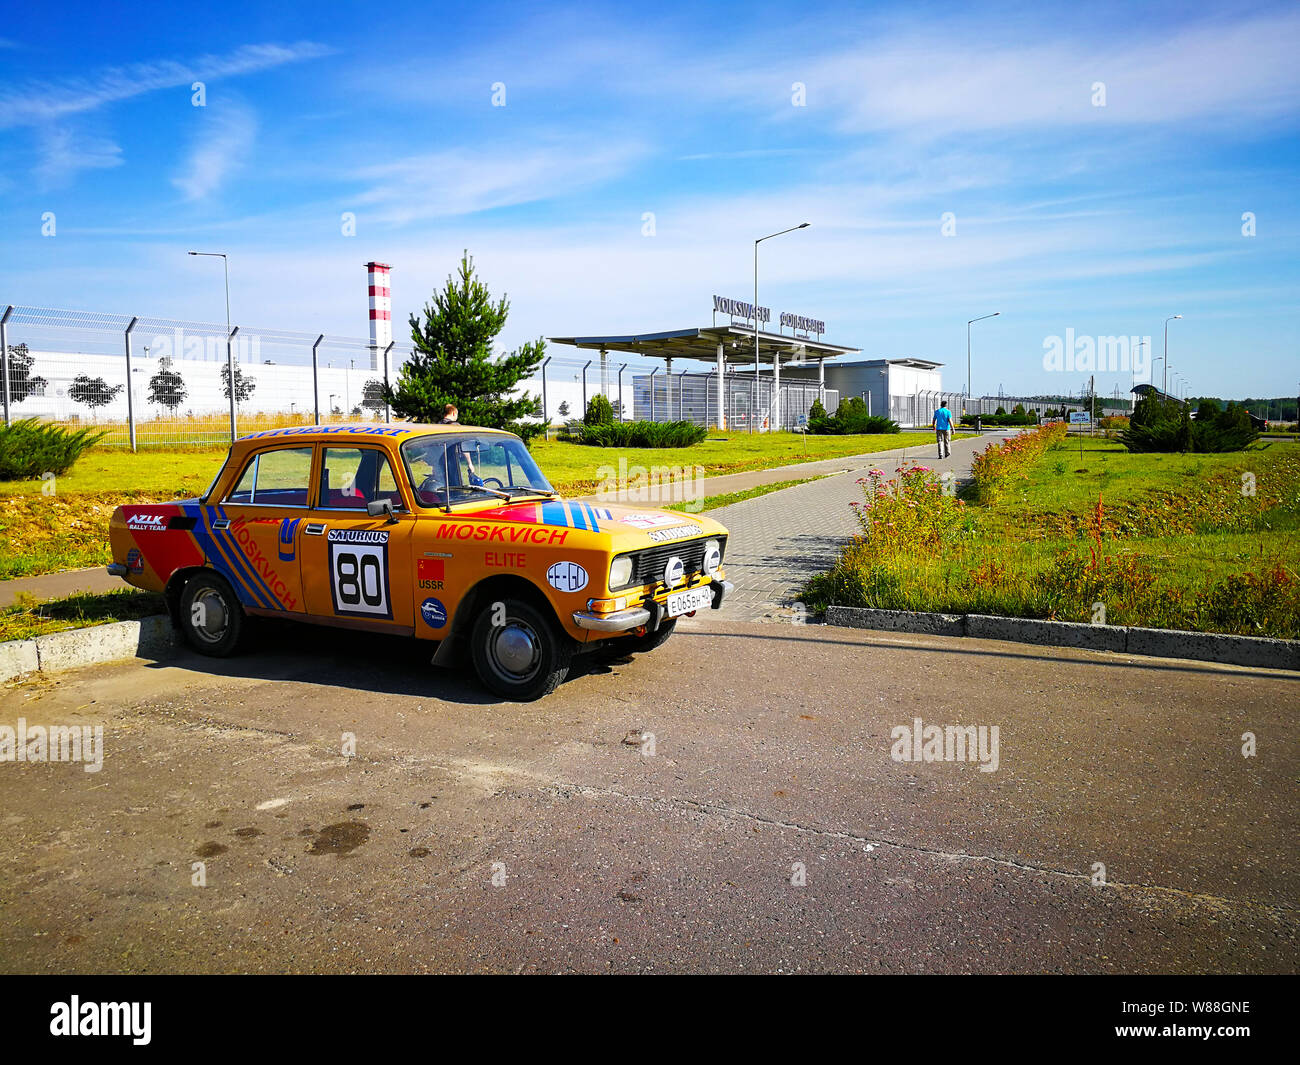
xmin=548 ymin=325 xmax=860 ymax=429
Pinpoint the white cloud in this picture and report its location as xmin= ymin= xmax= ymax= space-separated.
xmin=172 ymin=103 xmax=257 ymax=201
xmin=34 ymin=126 xmax=123 ymax=187
xmin=0 ymin=42 xmax=331 ymax=129
xmin=350 ymin=137 xmax=648 ymax=223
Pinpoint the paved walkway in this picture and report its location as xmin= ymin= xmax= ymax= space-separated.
xmin=710 ymin=433 xmax=992 ymax=622
xmin=0 ymin=433 xmax=997 ymax=609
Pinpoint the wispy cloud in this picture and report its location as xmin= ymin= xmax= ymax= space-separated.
xmin=350 ymin=137 xmax=648 ymax=223
xmin=172 ymin=102 xmax=257 ymax=201
xmin=0 ymin=41 xmax=332 ymax=129
xmin=763 ymin=8 xmax=1300 ymax=135
xmin=34 ymin=126 xmax=123 ymax=187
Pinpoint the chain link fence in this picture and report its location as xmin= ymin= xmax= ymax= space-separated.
xmin=0 ymin=305 xmax=666 ymax=449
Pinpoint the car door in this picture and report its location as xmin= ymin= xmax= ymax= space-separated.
xmin=300 ymin=444 xmax=416 ymax=630
xmin=211 ymin=444 xmax=310 ymax=613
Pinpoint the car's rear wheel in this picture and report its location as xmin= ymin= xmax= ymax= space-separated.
xmin=469 ymin=598 xmax=573 ymax=701
xmin=178 ymin=571 xmax=246 ymax=657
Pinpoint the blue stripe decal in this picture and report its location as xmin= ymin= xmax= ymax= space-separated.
xmin=583 ymin=503 xmax=600 ymax=532
xmin=567 ymin=502 xmax=588 ymax=531
xmin=216 ymin=506 xmax=282 ymax=608
xmin=541 ymin=501 xmax=570 ymax=528
xmin=204 ymin=507 xmax=275 ymax=609
xmin=192 ymin=507 xmax=265 ymax=608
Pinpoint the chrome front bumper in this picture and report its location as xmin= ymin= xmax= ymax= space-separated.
xmin=571 ymin=605 xmax=653 ymax=632
xmin=571 ymin=579 xmax=734 ymax=632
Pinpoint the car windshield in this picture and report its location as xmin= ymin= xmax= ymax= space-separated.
xmin=400 ymin=432 xmax=555 ymax=508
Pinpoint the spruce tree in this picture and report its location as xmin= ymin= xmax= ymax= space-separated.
xmin=386 ymin=252 xmax=546 ymax=442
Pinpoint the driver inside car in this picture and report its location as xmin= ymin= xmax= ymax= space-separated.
xmin=409 ymin=439 xmax=482 ymax=506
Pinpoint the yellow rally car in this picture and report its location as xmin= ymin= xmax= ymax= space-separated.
xmin=107 ymin=423 xmax=731 ymax=700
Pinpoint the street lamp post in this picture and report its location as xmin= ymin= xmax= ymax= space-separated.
xmin=1163 ymin=314 xmax=1182 ymax=396
xmin=189 ymin=250 xmax=235 ymax=440
xmin=753 ymin=223 xmax=809 ymax=432
xmin=967 ymin=312 xmax=1000 ymax=413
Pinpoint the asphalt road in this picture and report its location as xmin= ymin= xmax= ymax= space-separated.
xmin=1 ymin=613 xmax=1295 ymax=974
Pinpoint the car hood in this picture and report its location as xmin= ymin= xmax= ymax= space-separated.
xmin=473 ymin=498 xmax=727 ymax=548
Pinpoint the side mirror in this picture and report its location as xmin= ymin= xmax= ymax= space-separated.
xmin=367 ymin=498 xmax=397 ymax=523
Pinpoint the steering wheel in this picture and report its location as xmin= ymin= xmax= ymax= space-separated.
xmin=479 ymin=476 xmax=505 ymax=489
xmin=418 ymin=475 xmax=445 ymax=496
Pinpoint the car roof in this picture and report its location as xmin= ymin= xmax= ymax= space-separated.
xmin=232 ymin=422 xmax=512 ymax=452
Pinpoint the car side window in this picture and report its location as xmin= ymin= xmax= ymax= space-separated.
xmin=318 ymin=447 xmax=406 ymax=511
xmin=225 ymin=447 xmax=313 ymax=507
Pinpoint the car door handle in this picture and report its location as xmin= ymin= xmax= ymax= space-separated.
xmin=304 ymin=523 xmax=326 ymax=535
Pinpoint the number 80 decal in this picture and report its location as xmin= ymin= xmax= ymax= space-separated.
xmin=327 ymin=528 xmax=392 ymax=619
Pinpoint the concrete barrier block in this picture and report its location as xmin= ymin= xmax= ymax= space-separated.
xmin=1125 ymin=627 xmax=1300 ymax=671
xmin=826 ymin=606 xmax=964 ymax=637
xmin=34 ymin=616 xmax=177 ymax=674
xmin=0 ymin=639 xmax=40 ymax=683
xmin=965 ymin=614 xmax=1128 ymax=653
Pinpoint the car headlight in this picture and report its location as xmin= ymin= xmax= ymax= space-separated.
xmin=609 ymin=555 xmax=633 ymax=589
xmin=703 ymin=539 xmax=722 ymax=577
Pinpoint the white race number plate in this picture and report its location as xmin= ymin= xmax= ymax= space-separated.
xmin=666 ymin=586 xmax=713 ymax=618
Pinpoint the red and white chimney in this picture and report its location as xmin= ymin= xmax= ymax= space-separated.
xmin=366 ymin=261 xmax=391 ymax=370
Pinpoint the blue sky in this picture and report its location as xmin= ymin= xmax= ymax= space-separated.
xmin=1 ymin=0 xmax=1297 ymax=398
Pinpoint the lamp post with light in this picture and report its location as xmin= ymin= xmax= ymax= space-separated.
xmin=188 ymin=250 xmax=236 ymax=439
xmin=753 ymin=223 xmax=809 ymax=432
xmin=967 ymin=311 xmax=1000 ymax=414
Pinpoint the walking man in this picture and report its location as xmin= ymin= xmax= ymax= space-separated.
xmin=934 ymin=401 xmax=955 ymax=458
xmin=438 ymin=403 xmax=459 ymax=424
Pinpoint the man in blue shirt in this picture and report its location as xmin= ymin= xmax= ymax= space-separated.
xmin=934 ymin=403 xmax=955 ymax=458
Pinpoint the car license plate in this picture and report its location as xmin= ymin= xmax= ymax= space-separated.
xmin=666 ymin=586 xmax=713 ymax=618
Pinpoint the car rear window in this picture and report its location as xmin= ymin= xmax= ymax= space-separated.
xmin=226 ymin=447 xmax=313 ymax=507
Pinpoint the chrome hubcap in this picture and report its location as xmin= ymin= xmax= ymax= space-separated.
xmin=492 ymin=622 xmax=540 ymax=679
xmin=191 ymin=588 xmax=229 ymax=643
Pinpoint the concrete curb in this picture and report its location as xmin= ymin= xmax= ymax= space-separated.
xmin=825 ymin=606 xmax=1300 ymax=671
xmin=0 ymin=615 xmax=178 ymax=683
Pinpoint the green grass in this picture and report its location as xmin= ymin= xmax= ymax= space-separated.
xmin=664 ymin=476 xmax=823 ymax=513
xmin=805 ymin=440 xmax=1300 ymax=639
xmin=0 ymin=589 xmax=165 ymax=643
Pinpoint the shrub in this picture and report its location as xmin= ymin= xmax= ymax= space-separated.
xmin=960 ymin=412 xmax=1036 ymax=427
xmin=1120 ymin=394 xmax=1258 ymax=453
xmin=584 ymin=393 xmax=614 ymax=426
xmin=0 ymin=418 xmax=107 ymax=480
xmin=562 ymin=419 xmax=707 ymax=448
xmin=808 ymin=396 xmax=900 ymax=435
xmin=970 ymin=421 xmax=1067 ymax=504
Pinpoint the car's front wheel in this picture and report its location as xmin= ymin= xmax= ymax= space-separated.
xmin=469 ymin=598 xmax=574 ymax=701
xmin=178 ymin=571 xmax=247 ymax=657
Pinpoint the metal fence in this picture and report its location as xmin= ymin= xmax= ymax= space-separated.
xmin=629 ymin=371 xmax=838 ymax=431
xmin=889 ymin=392 xmax=1129 ymax=426
xmin=0 ymin=304 xmax=664 ymax=449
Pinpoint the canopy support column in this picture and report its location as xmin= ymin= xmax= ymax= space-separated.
xmin=716 ymin=342 xmax=725 ymax=430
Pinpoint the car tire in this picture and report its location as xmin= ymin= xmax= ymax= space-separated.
xmin=178 ymin=571 xmax=247 ymax=657
xmin=470 ymin=598 xmax=574 ymax=701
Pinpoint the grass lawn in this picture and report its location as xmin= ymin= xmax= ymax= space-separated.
xmin=804 ymin=438 xmax=1300 ymax=639
xmin=1 ymin=430 xmax=951 ymax=580
xmin=0 ymin=589 xmax=165 ymax=643
xmin=664 ymin=476 xmax=824 ymax=513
